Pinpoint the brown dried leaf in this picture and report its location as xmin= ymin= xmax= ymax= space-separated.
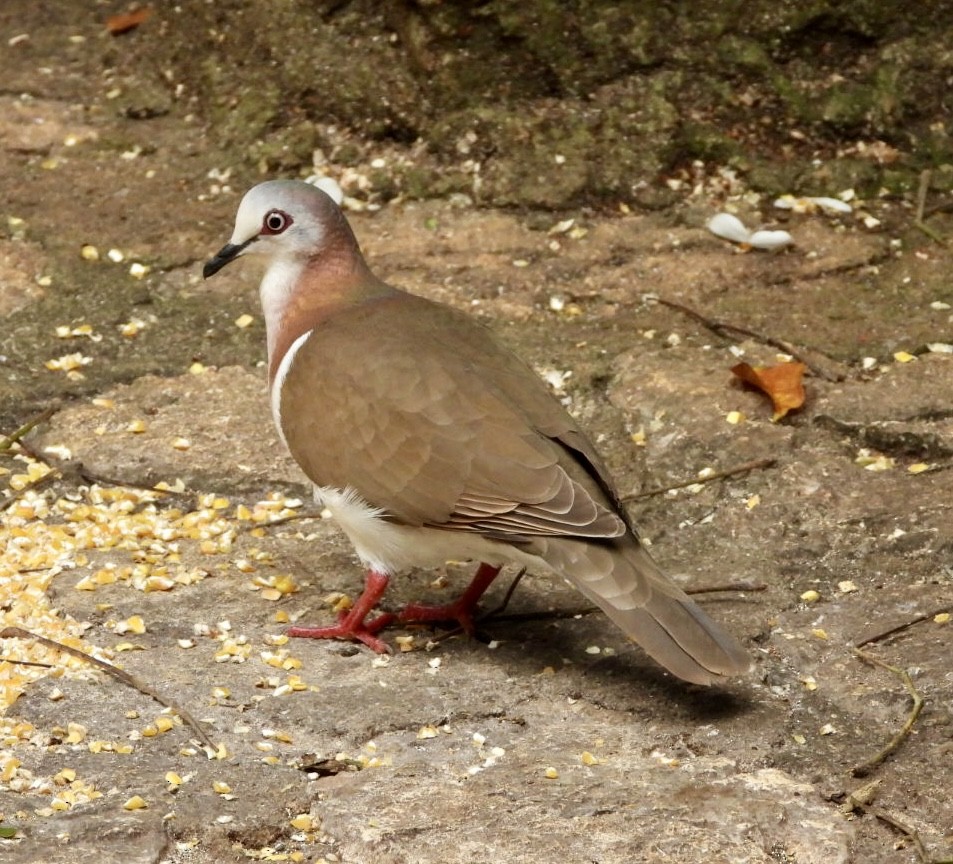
xmin=731 ymin=361 xmax=807 ymax=421
xmin=106 ymin=7 xmax=152 ymax=36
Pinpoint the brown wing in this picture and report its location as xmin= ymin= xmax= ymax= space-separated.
xmin=278 ymin=290 xmax=626 ymax=541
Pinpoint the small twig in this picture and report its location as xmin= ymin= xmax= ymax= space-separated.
xmin=855 ymin=605 xmax=951 ymax=649
xmin=841 ymin=780 xmax=953 ymax=863
xmin=408 ymin=570 xmax=760 ymax=646
xmin=685 ymin=580 xmax=767 ymax=595
xmin=479 ymin=568 xmax=527 ymax=621
xmin=850 ymin=646 xmax=924 ymax=778
xmin=45 ymin=456 xmax=197 ymax=503
xmin=921 ymin=199 xmax=953 ymax=219
xmin=0 ymin=467 xmax=62 ymax=513
xmin=479 ymin=574 xmax=760 ymax=624
xmin=872 ymin=809 xmax=930 ymax=863
xmin=868 ymin=807 xmax=939 ymax=864
xmin=0 ymin=407 xmax=55 ymax=453
xmin=914 ymin=169 xmax=949 ymax=246
xmin=914 ymin=220 xmax=948 ymax=246
xmin=0 ymin=657 xmax=55 ymax=668
xmin=655 ymin=297 xmax=844 ymax=381
xmin=621 ymin=457 xmax=775 ymax=503
xmin=241 ymin=510 xmax=320 ymax=533
xmin=915 ymin=169 xmax=930 ymax=225
xmin=0 ymin=626 xmax=217 ymax=751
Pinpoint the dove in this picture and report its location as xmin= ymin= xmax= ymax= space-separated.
xmin=203 ymin=180 xmax=750 ymax=684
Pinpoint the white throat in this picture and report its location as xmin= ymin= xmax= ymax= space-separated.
xmin=258 ymin=257 xmax=306 ymax=364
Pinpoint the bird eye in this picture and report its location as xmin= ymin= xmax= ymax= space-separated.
xmin=261 ymin=209 xmax=292 ymax=235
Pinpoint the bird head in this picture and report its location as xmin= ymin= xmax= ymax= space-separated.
xmin=203 ymin=180 xmax=342 ymax=279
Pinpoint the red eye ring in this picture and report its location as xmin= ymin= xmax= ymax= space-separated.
xmin=261 ymin=209 xmax=293 ymax=235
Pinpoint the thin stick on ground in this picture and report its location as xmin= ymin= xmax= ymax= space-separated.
xmin=913 ymin=169 xmax=948 ymax=247
xmin=869 ymin=806 xmax=950 ymax=864
xmin=850 ymin=646 xmax=924 ymax=778
xmin=0 ymin=467 xmax=62 ymax=513
xmin=0 ymin=626 xmax=217 ymax=751
xmin=240 ymin=510 xmax=321 ymax=533
xmin=0 ymin=657 xmax=55 ymax=668
xmin=654 ymin=296 xmax=845 ymax=381
xmin=621 ymin=457 xmax=775 ymax=503
xmin=484 ymin=579 xmax=765 ymax=623
xmin=856 ymin=605 xmax=952 ymax=649
xmin=685 ymin=580 xmax=766 ymax=595
xmin=915 ymin=169 xmax=930 ymax=224
xmin=479 ymin=567 xmax=528 ymax=621
xmin=0 ymin=407 xmax=55 ymax=453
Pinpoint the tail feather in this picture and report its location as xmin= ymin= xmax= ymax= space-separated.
xmin=532 ymin=537 xmax=751 ymax=685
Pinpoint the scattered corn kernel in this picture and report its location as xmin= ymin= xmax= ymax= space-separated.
xmin=155 ymin=716 xmax=175 ymax=733
xmin=122 ymin=615 xmax=146 ymax=634
xmin=394 ymin=635 xmax=415 ymax=652
xmin=119 ymin=318 xmax=146 ymax=338
xmin=289 ymin=814 xmax=314 ymax=831
xmin=66 ymin=722 xmax=87 ymax=744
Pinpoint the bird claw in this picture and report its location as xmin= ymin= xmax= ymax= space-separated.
xmin=398 ymin=602 xmax=478 ymax=635
xmin=288 ymin=611 xmax=396 ymax=654
xmin=286 ymin=564 xmax=502 ymax=651
xmin=287 ymin=570 xmax=396 ymax=653
xmin=396 ymin=563 xmax=502 ymax=636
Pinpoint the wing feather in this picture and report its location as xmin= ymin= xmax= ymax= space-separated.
xmin=278 ymin=291 xmax=626 ymax=541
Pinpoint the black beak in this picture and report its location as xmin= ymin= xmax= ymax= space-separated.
xmin=203 ymin=240 xmax=251 ymax=279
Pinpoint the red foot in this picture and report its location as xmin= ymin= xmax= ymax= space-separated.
xmin=288 ymin=570 xmax=395 ymax=653
xmin=398 ymin=563 xmax=501 ymax=635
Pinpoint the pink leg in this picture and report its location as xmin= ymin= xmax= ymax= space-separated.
xmin=398 ymin=562 xmax=502 ymax=635
xmin=288 ymin=570 xmax=396 ymax=654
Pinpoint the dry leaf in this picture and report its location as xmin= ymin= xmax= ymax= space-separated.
xmin=731 ymin=361 xmax=807 ymax=421
xmin=106 ymin=7 xmax=152 ymax=36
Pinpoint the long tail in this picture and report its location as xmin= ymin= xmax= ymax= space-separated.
xmin=531 ymin=536 xmax=751 ymax=685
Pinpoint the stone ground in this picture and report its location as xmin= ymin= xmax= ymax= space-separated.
xmin=1 ymin=9 xmax=953 ymax=864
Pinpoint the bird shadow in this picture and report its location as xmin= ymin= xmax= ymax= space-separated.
xmin=421 ymin=607 xmax=755 ymax=722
